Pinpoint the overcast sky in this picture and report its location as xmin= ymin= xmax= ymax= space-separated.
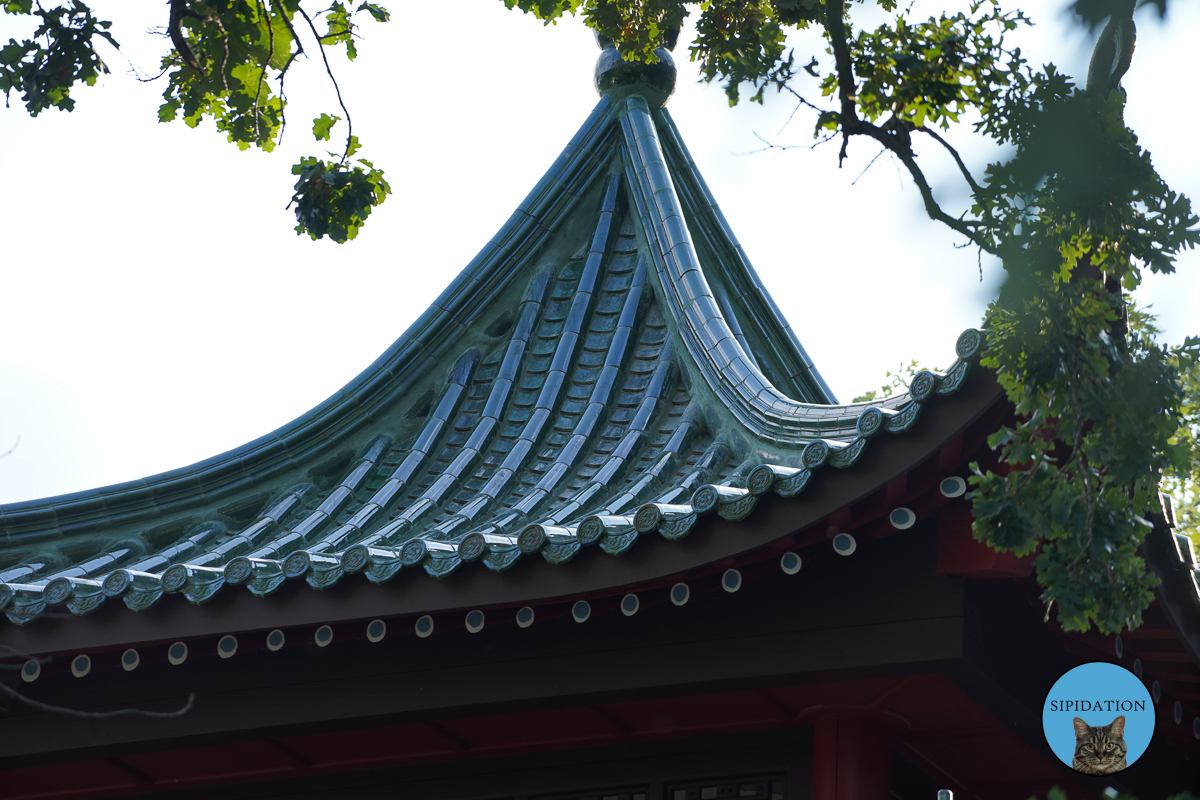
xmin=1 ymin=0 xmax=1197 ymax=505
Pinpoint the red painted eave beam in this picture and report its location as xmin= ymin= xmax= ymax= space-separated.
xmin=0 ymin=675 xmax=1091 ymax=800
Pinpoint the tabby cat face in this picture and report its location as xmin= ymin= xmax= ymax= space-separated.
xmin=1071 ymin=715 xmax=1128 ymax=775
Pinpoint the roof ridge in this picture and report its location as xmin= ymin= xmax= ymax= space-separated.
xmin=655 ymin=108 xmax=836 ymax=405
xmin=620 ymin=93 xmax=930 ymax=446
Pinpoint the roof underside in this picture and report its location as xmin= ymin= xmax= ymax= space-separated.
xmin=0 ymin=94 xmax=986 ymax=627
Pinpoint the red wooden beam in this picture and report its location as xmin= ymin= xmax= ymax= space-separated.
xmin=935 ymin=504 xmax=1033 ymax=578
xmin=0 ymin=674 xmax=1096 ymax=800
xmin=812 ymin=715 xmax=891 ymax=800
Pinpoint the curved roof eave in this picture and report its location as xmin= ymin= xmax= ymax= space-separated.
xmin=2 ymin=364 xmax=1006 ymax=654
xmin=1 ymin=92 xmax=987 ymax=629
xmin=0 ymin=98 xmax=621 ymax=547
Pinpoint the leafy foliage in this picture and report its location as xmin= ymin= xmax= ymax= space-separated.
xmin=0 ymin=1 xmax=117 ymax=114
xmin=3 ymin=0 xmax=391 ymax=242
xmin=824 ymin=5 xmax=1030 ymax=131
xmin=289 ymin=135 xmax=391 ymax=243
xmin=6 ymin=0 xmax=1196 ymax=632
xmin=157 ymin=1 xmax=292 ymax=152
xmin=1155 ymin=313 xmax=1200 ymax=547
xmin=691 ymin=0 xmax=789 ymax=104
xmin=504 ymin=0 xmax=1198 ymax=635
xmin=974 ymin=292 xmax=1195 ymax=632
xmin=963 ymin=80 xmax=1198 ymax=633
xmin=851 ymin=360 xmax=938 ymax=403
xmin=321 ymin=1 xmax=388 ymax=60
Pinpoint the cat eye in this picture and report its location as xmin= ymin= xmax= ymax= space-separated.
xmin=1105 ymin=744 xmax=1113 ymax=750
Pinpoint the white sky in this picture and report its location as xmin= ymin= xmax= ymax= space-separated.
xmin=1 ymin=0 xmax=1197 ymax=504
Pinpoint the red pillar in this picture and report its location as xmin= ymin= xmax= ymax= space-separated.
xmin=813 ymin=715 xmax=891 ymax=800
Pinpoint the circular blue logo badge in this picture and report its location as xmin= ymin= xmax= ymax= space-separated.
xmin=1042 ymin=661 xmax=1154 ymax=775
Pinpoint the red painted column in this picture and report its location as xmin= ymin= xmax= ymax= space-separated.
xmin=813 ymin=715 xmax=891 ymax=800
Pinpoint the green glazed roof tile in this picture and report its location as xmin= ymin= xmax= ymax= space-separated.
xmin=0 ymin=90 xmax=984 ymax=626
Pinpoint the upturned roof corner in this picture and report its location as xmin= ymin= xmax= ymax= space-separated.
xmin=0 ymin=43 xmax=990 ymax=628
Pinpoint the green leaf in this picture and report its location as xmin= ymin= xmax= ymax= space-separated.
xmin=356 ymin=2 xmax=391 ymax=22
xmin=312 ymin=113 xmax=340 ymax=141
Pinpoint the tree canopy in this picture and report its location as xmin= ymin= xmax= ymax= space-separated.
xmin=508 ymin=0 xmax=1200 ymax=636
xmin=3 ymin=0 xmax=392 ymax=242
xmin=2 ymin=0 xmax=1197 ymax=636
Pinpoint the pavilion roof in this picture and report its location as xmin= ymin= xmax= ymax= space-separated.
xmin=0 ymin=91 xmax=987 ymax=628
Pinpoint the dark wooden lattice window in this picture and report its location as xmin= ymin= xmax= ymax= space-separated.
xmin=667 ymin=775 xmax=786 ymax=800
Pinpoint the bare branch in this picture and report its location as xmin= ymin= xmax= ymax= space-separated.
xmin=91 ymin=27 xmax=169 ymax=84
xmin=297 ymin=7 xmax=353 ymax=163
xmin=917 ymin=125 xmax=985 ymax=196
xmin=850 ymin=147 xmax=887 ymax=186
xmin=893 ymin=146 xmax=995 ymax=252
xmin=748 ymin=130 xmax=801 ymax=153
xmin=272 ymin=0 xmax=305 ymax=145
xmin=841 ymin=117 xmax=997 ymax=255
xmin=134 ymin=65 xmax=172 ymax=83
xmin=818 ymin=0 xmax=996 ymax=258
xmin=778 ymin=85 xmax=827 ymax=136
xmin=735 ymin=130 xmax=833 ymax=157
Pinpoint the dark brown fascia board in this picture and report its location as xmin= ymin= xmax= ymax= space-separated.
xmin=62 ymin=728 xmax=813 ymax=800
xmin=0 ymin=369 xmax=1005 ymax=659
xmin=1 ymin=530 xmax=963 ymax=764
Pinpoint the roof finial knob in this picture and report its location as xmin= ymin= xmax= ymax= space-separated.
xmin=593 ymin=29 xmax=677 ymax=108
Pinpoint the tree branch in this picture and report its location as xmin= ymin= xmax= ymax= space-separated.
xmin=853 ymin=146 xmax=895 ymax=186
xmin=168 ymin=0 xmax=202 ymax=73
xmin=844 ymin=118 xmax=997 ymax=254
xmin=778 ymin=85 xmax=827 ymax=135
xmin=823 ymin=0 xmax=859 ymax=165
xmin=817 ymin=0 xmax=996 ymax=256
xmin=271 ymin=0 xmax=304 ymax=145
xmin=297 ymin=6 xmax=353 ymax=163
xmin=892 ymin=143 xmax=994 ymax=250
xmin=738 ymin=130 xmax=834 ymax=156
xmin=916 ymin=125 xmax=985 ymax=196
